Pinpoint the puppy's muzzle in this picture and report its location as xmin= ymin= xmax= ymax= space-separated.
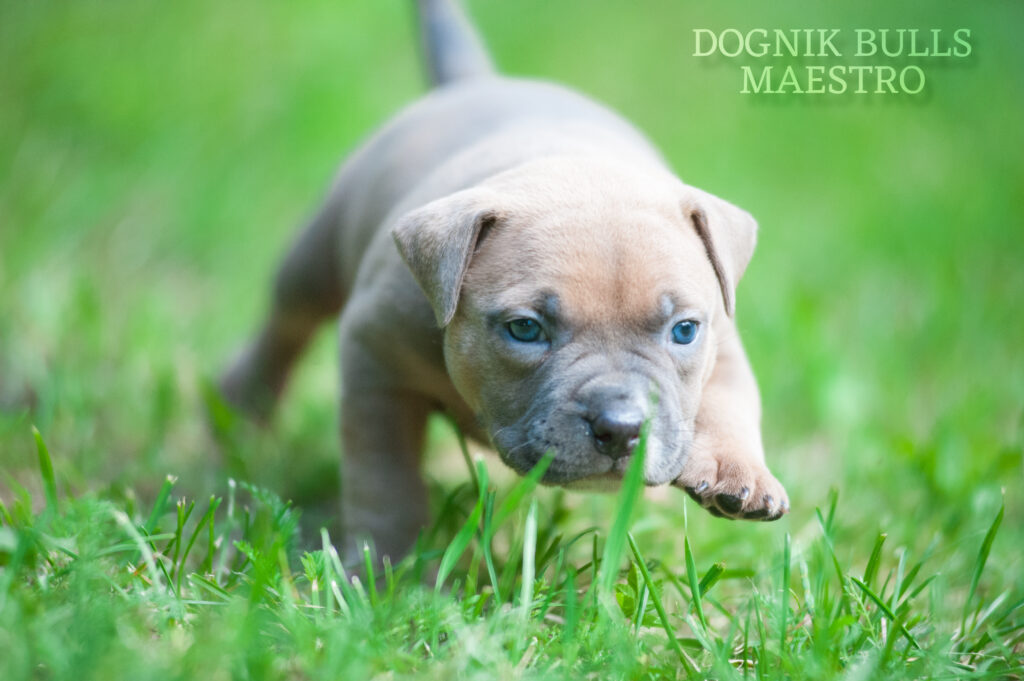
xmin=578 ymin=374 xmax=650 ymax=460
xmin=586 ymin=404 xmax=643 ymax=459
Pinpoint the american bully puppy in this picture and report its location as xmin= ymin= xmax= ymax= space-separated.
xmin=221 ymin=0 xmax=789 ymax=561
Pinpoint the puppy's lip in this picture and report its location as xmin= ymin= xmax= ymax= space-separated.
xmin=557 ymin=457 xmax=632 ymax=489
xmin=611 ymin=455 xmax=633 ymax=474
xmin=560 ymin=453 xmax=685 ymax=489
xmin=537 ymin=456 xmax=614 ymax=484
xmin=560 ymin=474 xmax=623 ymax=492
xmin=504 ymin=450 xmax=620 ymax=485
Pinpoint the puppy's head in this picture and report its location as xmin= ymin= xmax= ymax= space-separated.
xmin=393 ymin=157 xmax=756 ymax=486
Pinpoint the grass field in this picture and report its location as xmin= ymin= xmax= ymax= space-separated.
xmin=1 ymin=0 xmax=1022 ymax=678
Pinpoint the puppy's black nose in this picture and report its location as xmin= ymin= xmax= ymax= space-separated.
xmin=587 ymin=407 xmax=643 ymax=458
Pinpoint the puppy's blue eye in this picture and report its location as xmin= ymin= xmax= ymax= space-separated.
xmin=507 ymin=318 xmax=543 ymax=343
xmin=671 ymin=320 xmax=699 ymax=345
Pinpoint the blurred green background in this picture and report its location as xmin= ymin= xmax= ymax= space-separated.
xmin=1 ymin=0 xmax=1021 ymax=585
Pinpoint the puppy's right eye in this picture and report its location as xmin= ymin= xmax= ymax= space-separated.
xmin=507 ymin=318 xmax=543 ymax=343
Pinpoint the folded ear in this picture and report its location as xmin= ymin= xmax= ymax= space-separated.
xmin=683 ymin=186 xmax=758 ymax=317
xmin=392 ymin=187 xmax=503 ymax=327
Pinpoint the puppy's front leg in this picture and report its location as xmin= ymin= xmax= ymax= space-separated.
xmin=674 ymin=320 xmax=789 ymax=521
xmin=340 ymin=355 xmax=433 ymax=564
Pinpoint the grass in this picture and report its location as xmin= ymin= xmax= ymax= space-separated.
xmin=1 ymin=0 xmax=1023 ymax=679
xmin=0 ymin=431 xmax=1019 ymax=679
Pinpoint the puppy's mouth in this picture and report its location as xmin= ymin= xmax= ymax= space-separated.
xmin=560 ymin=453 xmax=689 ymax=489
xmin=558 ymin=456 xmax=638 ymax=491
xmin=501 ymin=446 xmax=664 ymax=488
xmin=508 ymin=450 xmax=616 ymax=485
xmin=486 ymin=410 xmax=687 ymax=486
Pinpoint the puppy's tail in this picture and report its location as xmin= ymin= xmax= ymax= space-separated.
xmin=415 ymin=0 xmax=495 ymax=87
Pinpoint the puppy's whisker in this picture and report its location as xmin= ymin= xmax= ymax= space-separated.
xmin=505 ymin=437 xmax=544 ymax=457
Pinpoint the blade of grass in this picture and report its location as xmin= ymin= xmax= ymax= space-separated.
xmin=779 ymin=532 xmax=791 ymax=658
xmin=825 ymin=488 xmax=838 ymax=532
xmin=482 ymin=451 xmax=552 ymax=602
xmin=383 ymin=554 xmax=395 ymax=602
xmin=177 ymin=497 xmax=218 ymax=594
xmin=535 ymin=549 xmax=565 ymax=623
xmin=96 ymin=537 xmax=175 ymax=557
xmin=536 ymin=531 xmax=564 ymax=576
xmin=519 ymin=497 xmax=538 ymax=619
xmin=588 ymin=533 xmax=600 ymax=617
xmin=863 ymin=532 xmax=887 ymax=589
xmin=189 ymin=573 xmax=231 ymax=602
xmin=490 ymin=452 xmax=554 ymax=532
xmin=962 ymin=501 xmax=1004 ymax=634
xmin=684 ymin=536 xmax=709 ymax=632
xmin=144 ymin=475 xmax=177 ymax=535
xmin=435 ymin=461 xmax=488 ymax=592
xmin=0 ymin=527 xmax=33 ymax=610
xmin=169 ymin=498 xmax=193 ymax=584
xmin=562 ymin=559 xmax=578 ymax=665
xmin=452 ymin=417 xmax=480 ymax=496
xmin=465 ymin=543 xmax=480 ymax=596
xmin=499 ymin=528 xmax=527 ymax=600
xmin=743 ymin=603 xmax=752 ymax=679
xmin=897 ymin=537 xmax=937 ymax=602
xmin=851 ymin=576 xmax=921 ymax=649
xmin=200 ymin=496 xmax=222 ymax=575
xmin=699 ymin=561 xmax=726 ymax=597
xmin=112 ymin=508 xmax=163 ymax=590
xmin=320 ymin=529 xmax=353 ymax=617
xmin=207 ymin=479 xmax=237 ymax=581
xmin=32 ymin=427 xmax=57 ymax=514
xmin=816 ymin=507 xmax=848 ymax=606
xmin=482 ymin=489 xmax=500 ymax=600
xmin=363 ymin=542 xmax=378 ymax=607
xmin=753 ymin=594 xmax=770 ymax=678
xmin=597 ymin=425 xmax=647 ymax=597
xmin=0 ymin=498 xmax=12 ymax=527
xmin=898 ymin=574 xmax=937 ymax=611
xmin=628 ymin=533 xmax=697 ymax=674
xmin=633 ymin=580 xmax=649 ymax=636
xmin=799 ymin=558 xmax=816 ymax=619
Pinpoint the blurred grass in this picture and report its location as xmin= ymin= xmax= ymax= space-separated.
xmin=0 ymin=0 xmax=1022 ymax=678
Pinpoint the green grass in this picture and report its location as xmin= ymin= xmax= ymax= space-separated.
xmin=1 ymin=0 xmax=1022 ymax=678
xmin=1 ymin=431 xmax=1019 ymax=679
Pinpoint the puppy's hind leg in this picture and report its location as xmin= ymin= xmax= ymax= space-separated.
xmin=220 ymin=201 xmax=346 ymax=422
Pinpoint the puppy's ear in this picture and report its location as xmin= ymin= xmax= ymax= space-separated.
xmin=683 ymin=186 xmax=758 ymax=317
xmin=392 ymin=188 xmax=503 ymax=327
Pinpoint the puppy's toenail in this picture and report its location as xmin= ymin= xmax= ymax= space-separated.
xmin=739 ymin=486 xmax=750 ymax=500
xmin=715 ymin=493 xmax=743 ymax=514
xmin=695 ymin=481 xmax=709 ymax=493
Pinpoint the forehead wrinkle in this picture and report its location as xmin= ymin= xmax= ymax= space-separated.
xmin=505 ymin=289 xmax=562 ymax=318
xmin=465 ymin=205 xmax=715 ymax=324
xmin=556 ymin=242 xmax=675 ymax=329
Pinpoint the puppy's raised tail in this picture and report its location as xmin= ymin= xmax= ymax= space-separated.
xmin=415 ymin=0 xmax=495 ymax=87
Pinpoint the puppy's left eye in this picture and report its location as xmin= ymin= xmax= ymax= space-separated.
xmin=671 ymin=320 xmax=700 ymax=345
xmin=507 ymin=318 xmax=544 ymax=343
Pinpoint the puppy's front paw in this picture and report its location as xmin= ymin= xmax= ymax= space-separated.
xmin=673 ymin=448 xmax=789 ymax=521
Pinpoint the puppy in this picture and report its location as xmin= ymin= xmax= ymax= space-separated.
xmin=221 ymin=0 xmax=788 ymax=561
